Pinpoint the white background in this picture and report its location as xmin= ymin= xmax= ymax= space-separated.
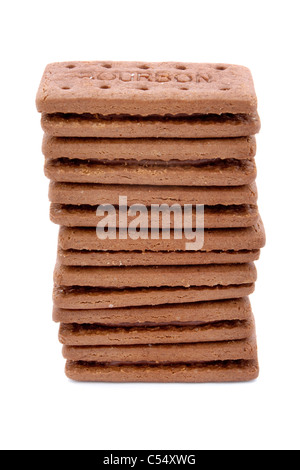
xmin=1 ymin=0 xmax=299 ymax=451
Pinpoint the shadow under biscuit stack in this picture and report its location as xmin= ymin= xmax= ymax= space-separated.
xmin=36 ymin=62 xmax=265 ymax=383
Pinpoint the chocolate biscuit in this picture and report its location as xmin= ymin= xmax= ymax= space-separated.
xmin=54 ymin=263 xmax=257 ymax=289
xmin=65 ymin=359 xmax=259 ymax=383
xmin=41 ymin=112 xmax=260 ymax=139
xmin=43 ymin=135 xmax=257 ymax=162
xmin=58 ymin=315 xmax=255 ymax=346
xmin=53 ymin=284 xmax=255 ymax=310
xmin=62 ymin=337 xmax=257 ymax=363
xmin=58 ymin=218 xmax=266 ymax=252
xmin=36 ymin=62 xmax=258 ymax=116
xmin=49 ymin=182 xmax=258 ymax=206
xmin=53 ymin=297 xmax=252 ymax=325
xmin=51 ymin=204 xmax=259 ymax=229
xmin=45 ymin=158 xmax=257 ymax=186
xmin=57 ymin=248 xmax=260 ymax=267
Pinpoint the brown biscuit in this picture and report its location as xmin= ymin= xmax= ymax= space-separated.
xmin=54 ymin=263 xmax=257 ymax=289
xmin=53 ymin=297 xmax=252 ymax=325
xmin=62 ymin=337 xmax=257 ymax=363
xmin=58 ymin=218 xmax=266 ymax=252
xmin=51 ymin=204 xmax=259 ymax=229
xmin=49 ymin=182 xmax=258 ymax=206
xmin=45 ymin=158 xmax=257 ymax=186
xmin=43 ymin=135 xmax=257 ymax=162
xmin=57 ymin=248 xmax=260 ymax=267
xmin=36 ymin=62 xmax=258 ymax=115
xmin=65 ymin=359 xmax=259 ymax=383
xmin=41 ymin=112 xmax=260 ymax=139
xmin=58 ymin=315 xmax=255 ymax=346
xmin=53 ymin=284 xmax=255 ymax=310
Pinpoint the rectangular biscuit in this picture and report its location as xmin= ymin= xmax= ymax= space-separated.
xmin=49 ymin=182 xmax=258 ymax=206
xmin=62 ymin=337 xmax=257 ymax=363
xmin=43 ymin=135 xmax=257 ymax=162
xmin=51 ymin=204 xmax=259 ymax=229
xmin=41 ymin=112 xmax=260 ymax=139
xmin=45 ymin=158 xmax=257 ymax=186
xmin=53 ymin=284 xmax=255 ymax=310
xmin=36 ymin=62 xmax=258 ymax=116
xmin=58 ymin=218 xmax=266 ymax=252
xmin=57 ymin=248 xmax=261 ymax=267
xmin=54 ymin=263 xmax=257 ymax=289
xmin=65 ymin=359 xmax=259 ymax=383
xmin=59 ymin=314 xmax=255 ymax=346
xmin=53 ymin=297 xmax=253 ymax=325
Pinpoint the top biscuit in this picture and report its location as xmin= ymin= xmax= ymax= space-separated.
xmin=36 ymin=62 xmax=258 ymax=116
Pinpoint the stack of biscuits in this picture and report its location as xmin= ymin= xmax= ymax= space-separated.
xmin=36 ymin=62 xmax=265 ymax=383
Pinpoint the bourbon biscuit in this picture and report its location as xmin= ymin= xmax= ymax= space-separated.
xmin=53 ymin=297 xmax=253 ymax=325
xmin=49 ymin=182 xmax=258 ymax=206
xmin=62 ymin=337 xmax=257 ymax=363
xmin=65 ymin=359 xmax=259 ymax=383
xmin=45 ymin=158 xmax=257 ymax=186
xmin=36 ymin=62 xmax=258 ymax=116
xmin=41 ymin=112 xmax=260 ymax=139
xmin=58 ymin=218 xmax=266 ymax=252
xmin=43 ymin=135 xmax=257 ymax=162
xmin=57 ymin=248 xmax=260 ymax=267
xmin=58 ymin=315 xmax=255 ymax=346
xmin=54 ymin=263 xmax=257 ymax=289
xmin=50 ymin=204 xmax=259 ymax=229
xmin=53 ymin=284 xmax=255 ymax=310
